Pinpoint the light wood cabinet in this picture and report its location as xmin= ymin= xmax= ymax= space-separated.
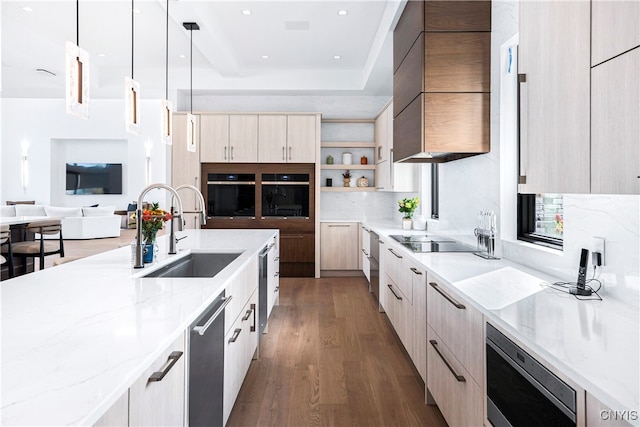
xmin=286 ymin=115 xmax=317 ymax=163
xmin=384 ymin=274 xmax=412 ymax=354
xmin=408 ymin=259 xmax=427 ymax=382
xmin=228 ymin=115 xmax=258 ymax=163
xmin=223 ymin=288 xmax=258 ymax=425
xmin=320 ymin=222 xmax=359 ymax=270
xmin=586 ymin=391 xmax=635 ymax=426
xmin=591 ymin=0 xmax=640 ymax=66
xmin=517 ymin=0 xmax=590 ymax=194
xmin=591 ymin=48 xmax=640 ymax=194
xmin=258 ymin=115 xmax=288 ymax=163
xmin=383 ymin=240 xmax=411 ymax=303
xmin=224 ymin=256 xmax=258 ymax=336
xmin=129 ymin=332 xmax=186 ymax=426
xmin=200 ymin=114 xmax=230 ymax=162
xmin=172 ymin=114 xmax=201 ymax=229
xmin=375 ymin=103 xmax=418 ymax=192
xmin=361 ymin=224 xmax=371 ymax=282
xmin=93 ymin=390 xmax=128 ymax=427
xmin=427 ymin=325 xmax=482 ymax=427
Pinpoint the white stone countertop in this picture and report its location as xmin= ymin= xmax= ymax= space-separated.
xmin=0 ymin=229 xmax=278 ymax=426
xmin=365 ymin=220 xmax=639 ymax=424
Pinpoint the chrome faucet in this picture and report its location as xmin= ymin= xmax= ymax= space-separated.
xmin=134 ymin=183 xmax=184 ymax=268
xmin=173 ymin=184 xmax=207 ymax=227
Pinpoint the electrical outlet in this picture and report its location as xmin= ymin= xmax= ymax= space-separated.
xmin=592 ymin=237 xmax=605 ymax=266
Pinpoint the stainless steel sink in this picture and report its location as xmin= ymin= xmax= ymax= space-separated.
xmin=142 ymin=252 xmax=242 ymax=278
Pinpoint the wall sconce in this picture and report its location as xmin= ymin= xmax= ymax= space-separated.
xmin=144 ymin=140 xmax=152 ymax=186
xmin=20 ymin=139 xmax=30 ymax=193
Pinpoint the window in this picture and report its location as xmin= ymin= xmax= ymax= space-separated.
xmin=517 ymin=193 xmax=563 ymax=248
xmin=431 ymin=164 xmax=439 ymax=219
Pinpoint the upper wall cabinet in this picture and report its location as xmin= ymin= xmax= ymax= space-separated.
xmin=285 ymin=115 xmax=317 ymax=163
xmin=517 ymin=0 xmax=590 ymax=194
xmin=591 ymin=48 xmax=639 ymax=194
xmin=200 ymin=114 xmax=258 ymax=163
xmin=200 ymin=114 xmax=230 ymax=162
xmin=255 ymin=114 xmax=317 ymax=163
xmin=392 ymin=0 xmax=491 ymax=163
xmin=258 ymin=115 xmax=288 ymax=163
xmin=591 ymin=0 xmax=640 ymax=66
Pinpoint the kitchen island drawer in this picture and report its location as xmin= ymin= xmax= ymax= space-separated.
xmin=426 ymin=273 xmax=483 ymax=383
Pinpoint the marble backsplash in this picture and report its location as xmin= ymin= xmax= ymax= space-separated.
xmin=320 ymin=191 xmax=418 ymax=222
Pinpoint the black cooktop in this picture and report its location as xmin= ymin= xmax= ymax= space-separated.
xmin=389 ymin=235 xmax=475 ymax=253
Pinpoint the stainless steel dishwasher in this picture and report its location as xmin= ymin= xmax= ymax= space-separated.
xmin=188 ymin=291 xmax=231 ymax=427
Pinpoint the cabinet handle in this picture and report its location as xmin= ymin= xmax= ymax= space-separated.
xmin=230 ymin=146 xmax=234 ymax=160
xmin=517 ymin=73 xmax=528 ymax=185
xmin=250 ymin=303 xmax=256 ymax=332
xmin=410 ymin=267 xmax=422 ymax=275
xmin=387 ymin=284 xmax=402 ymax=300
xmin=224 ymin=146 xmax=227 ymax=160
xmin=242 ymin=309 xmax=252 ymax=321
xmin=379 ymin=240 xmax=385 ymax=245
xmin=377 ymin=146 xmax=382 ymax=161
xmin=282 ymin=147 xmax=285 ymax=161
xmin=274 ymin=285 xmax=279 ymax=292
xmin=388 ymin=248 xmax=403 ymax=259
xmin=274 ymin=272 xmax=280 ymax=277
xmin=274 ymin=256 xmax=280 ymax=261
xmin=328 ymin=224 xmax=351 ymax=227
xmin=429 ymin=340 xmax=466 ymax=383
xmin=429 ymin=282 xmax=465 ymax=310
xmin=288 ymin=146 xmax=292 ymax=160
xmin=228 ymin=328 xmax=242 ymax=344
xmin=281 ymin=235 xmax=304 ymax=239
xmin=148 ymin=351 xmax=183 ymax=383
xmin=192 ymin=295 xmax=233 ymax=336
xmin=362 ymin=249 xmax=369 ymax=256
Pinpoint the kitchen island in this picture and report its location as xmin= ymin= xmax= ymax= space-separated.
xmin=1 ymin=229 xmax=278 ymax=426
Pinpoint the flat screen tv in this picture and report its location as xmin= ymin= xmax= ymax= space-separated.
xmin=66 ymin=163 xmax=123 ymax=195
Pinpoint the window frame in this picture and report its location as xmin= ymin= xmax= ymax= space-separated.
xmin=517 ymin=193 xmax=563 ymax=249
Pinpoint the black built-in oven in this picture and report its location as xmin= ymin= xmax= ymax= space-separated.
xmin=206 ymin=173 xmax=256 ymax=218
xmin=486 ymin=323 xmax=577 ymax=427
xmin=261 ymin=173 xmax=310 ymax=218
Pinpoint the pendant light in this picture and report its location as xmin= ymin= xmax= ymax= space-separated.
xmin=125 ymin=0 xmax=141 ymax=134
xmin=65 ymin=0 xmax=90 ymax=119
xmin=183 ymin=22 xmax=199 ymax=153
xmin=161 ymin=0 xmax=173 ymax=145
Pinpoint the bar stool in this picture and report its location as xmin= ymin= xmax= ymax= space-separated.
xmin=0 ymin=224 xmax=14 ymax=278
xmin=11 ymin=220 xmax=64 ymax=271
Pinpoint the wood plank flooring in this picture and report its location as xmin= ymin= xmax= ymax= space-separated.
xmin=227 ymin=277 xmax=447 ymax=427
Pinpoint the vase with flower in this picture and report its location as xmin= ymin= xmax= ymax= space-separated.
xmin=398 ymin=196 xmax=419 ymax=230
xmin=138 ymin=202 xmax=172 ymax=262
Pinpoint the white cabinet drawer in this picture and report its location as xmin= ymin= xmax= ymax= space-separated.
xmin=427 ymin=325 xmax=482 ymax=427
xmin=225 ymin=257 xmax=258 ymax=335
xmin=427 ymin=273 xmax=483 ymax=383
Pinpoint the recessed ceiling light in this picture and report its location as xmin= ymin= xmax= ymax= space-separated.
xmin=337 ymin=10 xmax=348 ymax=16
xmin=178 ymin=54 xmax=187 ymax=59
xmin=333 ymin=55 xmax=342 ymax=60
xmin=21 ymin=6 xmax=34 ymax=12
xmin=133 ymin=8 xmax=142 ymax=14
xmin=97 ymin=53 xmax=107 ymax=57
xmin=241 ymin=9 xmax=252 ymax=15
xmin=261 ymin=55 xmax=269 ymax=59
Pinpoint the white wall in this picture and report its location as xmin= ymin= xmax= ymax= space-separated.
xmin=0 ymin=98 xmax=170 ymax=208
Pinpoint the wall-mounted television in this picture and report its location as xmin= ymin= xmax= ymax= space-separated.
xmin=66 ymin=163 xmax=123 ymax=195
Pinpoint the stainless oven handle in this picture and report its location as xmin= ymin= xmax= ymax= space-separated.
xmin=429 ymin=282 xmax=466 ymax=310
xmin=192 ymin=296 xmax=233 ymax=336
xmin=486 ymin=338 xmax=576 ymax=422
xmin=207 ymin=181 xmax=256 ymax=185
xmin=429 ymin=340 xmax=466 ymax=382
xmin=261 ymin=181 xmax=310 ymax=185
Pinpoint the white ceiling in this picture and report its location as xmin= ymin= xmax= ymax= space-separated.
xmin=1 ymin=0 xmax=406 ymax=100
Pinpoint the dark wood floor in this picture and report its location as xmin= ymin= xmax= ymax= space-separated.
xmin=227 ymin=277 xmax=447 ymax=427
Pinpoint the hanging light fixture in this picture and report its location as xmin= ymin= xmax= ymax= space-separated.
xmin=125 ymin=0 xmax=141 ymax=134
xmin=161 ymin=0 xmax=173 ymax=145
xmin=183 ymin=22 xmax=199 ymax=153
xmin=65 ymin=0 xmax=90 ymax=119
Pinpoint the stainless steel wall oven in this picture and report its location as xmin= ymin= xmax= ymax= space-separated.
xmin=206 ymin=173 xmax=256 ymax=218
xmin=261 ymin=173 xmax=310 ymax=218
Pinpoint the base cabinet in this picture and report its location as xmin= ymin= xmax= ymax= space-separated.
xmin=320 ymin=223 xmax=359 ymax=271
xmin=129 ymin=332 xmax=186 ymax=426
xmin=586 ymin=392 xmax=635 ymax=427
xmin=94 ymin=390 xmax=129 ymax=427
xmin=408 ymin=260 xmax=426 ymax=382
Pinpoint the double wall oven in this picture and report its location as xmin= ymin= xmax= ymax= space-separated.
xmin=202 ymin=163 xmax=315 ymax=277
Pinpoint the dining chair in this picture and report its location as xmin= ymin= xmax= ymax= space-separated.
xmin=11 ymin=220 xmax=64 ymax=271
xmin=0 ymin=224 xmax=14 ymax=278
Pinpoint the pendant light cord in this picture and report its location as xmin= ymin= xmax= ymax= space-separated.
xmin=190 ymin=27 xmax=193 ymax=114
xmin=76 ymin=0 xmax=79 ymax=46
xmin=165 ymin=0 xmax=169 ymax=100
xmin=131 ymin=0 xmax=135 ymax=80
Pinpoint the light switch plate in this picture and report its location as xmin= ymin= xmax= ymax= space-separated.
xmin=592 ymin=237 xmax=605 ymax=266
